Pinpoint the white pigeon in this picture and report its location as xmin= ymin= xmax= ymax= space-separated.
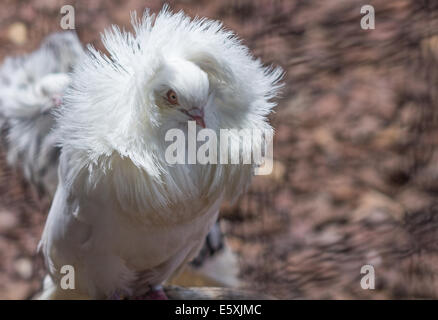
xmin=0 ymin=32 xmax=84 ymax=196
xmin=38 ymin=7 xmax=283 ymax=299
xmin=0 ymin=30 xmax=234 ymax=289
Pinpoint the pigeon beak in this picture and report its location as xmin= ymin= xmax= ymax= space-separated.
xmin=181 ymin=107 xmax=206 ymax=128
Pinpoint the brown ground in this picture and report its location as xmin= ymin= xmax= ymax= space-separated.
xmin=1 ymin=0 xmax=438 ymax=299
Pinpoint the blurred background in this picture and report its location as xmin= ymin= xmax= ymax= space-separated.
xmin=0 ymin=0 xmax=438 ymax=299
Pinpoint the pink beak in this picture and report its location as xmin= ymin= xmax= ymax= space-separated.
xmin=181 ymin=107 xmax=206 ymax=128
xmin=52 ymin=94 xmax=63 ymax=107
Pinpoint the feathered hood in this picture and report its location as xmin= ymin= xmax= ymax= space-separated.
xmin=55 ymin=6 xmax=283 ymax=223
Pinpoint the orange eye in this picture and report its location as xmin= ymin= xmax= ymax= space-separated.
xmin=166 ymin=90 xmax=178 ymax=105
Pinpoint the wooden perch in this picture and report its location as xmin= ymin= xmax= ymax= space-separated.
xmin=33 ymin=285 xmax=275 ymax=300
xmin=164 ymin=285 xmax=276 ymax=300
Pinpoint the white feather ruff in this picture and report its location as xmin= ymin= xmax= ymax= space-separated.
xmin=55 ymin=7 xmax=283 ymax=222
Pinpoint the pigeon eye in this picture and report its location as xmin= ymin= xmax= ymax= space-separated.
xmin=166 ymin=90 xmax=178 ymax=105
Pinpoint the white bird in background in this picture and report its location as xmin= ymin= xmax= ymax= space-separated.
xmin=4 ymin=7 xmax=283 ymax=299
xmin=0 ymin=32 xmax=83 ymax=196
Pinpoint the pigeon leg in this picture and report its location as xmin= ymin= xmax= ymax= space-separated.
xmin=108 ymin=289 xmax=126 ymax=300
xmin=133 ymin=285 xmax=168 ymax=300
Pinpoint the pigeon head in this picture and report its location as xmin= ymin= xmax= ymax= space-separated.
xmin=152 ymin=58 xmax=210 ymax=129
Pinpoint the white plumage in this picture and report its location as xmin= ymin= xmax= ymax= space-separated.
xmin=0 ymin=29 xmax=225 ymax=273
xmin=37 ymin=7 xmax=282 ymax=299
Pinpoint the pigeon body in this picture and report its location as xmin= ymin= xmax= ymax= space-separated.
xmin=36 ymin=7 xmax=282 ymax=299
